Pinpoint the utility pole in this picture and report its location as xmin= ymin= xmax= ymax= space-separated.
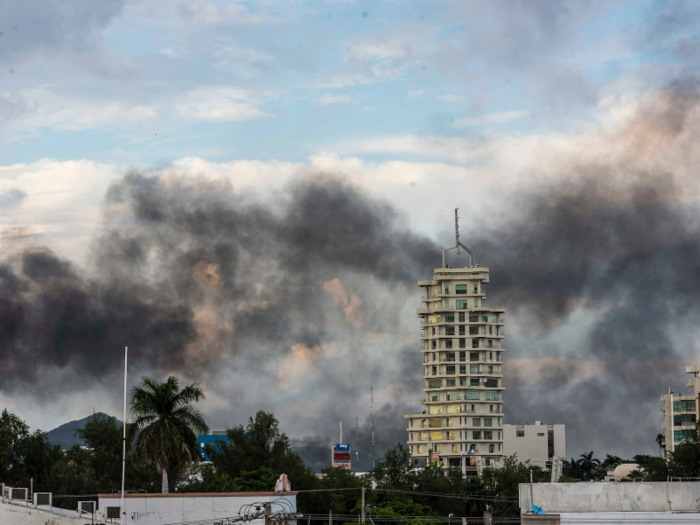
xmin=361 ymin=486 xmax=366 ymax=524
xmin=264 ymin=503 xmax=272 ymax=525
xmin=121 ymin=346 xmax=128 ymax=525
xmin=370 ymin=387 xmax=376 ymax=467
xmin=355 ymin=417 xmax=359 ymax=472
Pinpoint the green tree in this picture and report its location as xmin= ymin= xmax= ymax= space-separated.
xmin=602 ymin=454 xmax=622 ymax=468
xmin=577 ymin=451 xmax=600 ymax=480
xmin=371 ymin=444 xmax=416 ymax=490
xmin=131 ymin=376 xmax=209 ymax=493
xmin=0 ymin=409 xmax=30 ymax=481
xmin=656 ymin=434 xmax=666 ymax=456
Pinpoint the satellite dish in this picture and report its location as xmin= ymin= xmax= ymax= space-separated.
xmin=482 ymin=378 xmax=488 ymax=383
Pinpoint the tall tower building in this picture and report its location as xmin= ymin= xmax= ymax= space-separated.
xmin=405 ymin=211 xmax=505 ymax=475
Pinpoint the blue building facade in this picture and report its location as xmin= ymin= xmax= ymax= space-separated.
xmin=198 ymin=433 xmax=231 ymax=461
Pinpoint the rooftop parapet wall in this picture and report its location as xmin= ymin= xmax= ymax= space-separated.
xmin=520 ymin=482 xmax=700 ymax=513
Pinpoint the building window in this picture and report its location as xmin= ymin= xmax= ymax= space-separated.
xmin=537 ymin=432 xmax=545 ymax=436
xmin=485 ymin=379 xmax=498 ymax=388
xmin=489 ymin=444 xmax=494 ymax=453
xmin=488 ymin=366 xmax=493 ymax=373
xmin=446 ymin=313 xmax=454 ymax=322
xmin=473 ymin=284 xmax=478 ymax=293
xmin=474 ymin=299 xmax=479 ymax=307
xmin=484 ymin=431 xmax=493 ymax=440
xmin=430 ymin=431 xmax=443 ymax=440
xmin=447 ymin=392 xmax=460 ymax=401
xmin=456 ymin=284 xmax=467 ymax=294
xmin=485 ymin=392 xmax=498 ymax=401
xmin=446 ymin=379 xmax=456 ymax=387
xmin=430 ymin=392 xmax=442 ymax=402
xmin=470 ymin=378 xmax=480 ymax=387
xmin=417 ymin=445 xmax=423 ymax=454
xmin=432 ymin=341 xmax=436 ymax=349
xmin=429 ymin=379 xmax=442 ymax=388
xmin=473 ymin=431 xmax=481 ymax=439
xmin=489 ymin=352 xmax=493 ymax=360
xmin=470 ymin=352 xmax=479 ymax=361
xmin=444 ymin=285 xmax=449 ymax=294
xmin=459 ymin=312 xmax=465 ymax=322
xmin=429 ymin=406 xmax=443 ymax=415
xmin=443 ymin=299 xmax=450 ymax=308
xmin=456 ymin=299 xmax=468 ymax=309
xmin=469 ymin=326 xmax=479 ymax=335
xmin=473 ymin=418 xmax=481 ymax=427
xmin=459 ymin=326 xmax=466 ymax=336
xmin=446 ymin=366 xmax=455 ymax=375
xmin=674 ymin=414 xmax=696 ymax=425
xmin=459 ymin=365 xmax=466 ymax=374
xmin=430 ymin=419 xmax=443 ymax=428
xmin=448 ymin=431 xmax=456 ymax=440
xmin=488 ymin=340 xmax=493 ymax=348
xmin=452 ymin=444 xmax=459 ymax=453
xmin=472 ymin=339 xmax=479 ymax=348
xmin=429 ymin=315 xmax=440 ymax=324
xmin=465 ymin=391 xmax=480 ymax=400
xmin=459 ymin=378 xmax=467 ymax=386
xmin=674 ymin=400 xmax=696 ymax=412
xmin=484 ymin=418 xmax=492 ymax=427
xmin=516 ymin=430 xmax=525 ymax=437
xmin=470 ymin=365 xmax=479 ymax=374
xmin=469 ymin=313 xmax=478 ymax=322
xmin=432 ymin=366 xmax=437 ymax=375
xmin=459 ymin=338 xmax=466 ymax=348
xmin=446 ymin=352 xmax=455 ymax=361
xmin=445 ymin=340 xmax=453 ymax=349
xmin=459 ymin=351 xmax=466 ymax=361
xmin=420 ymin=432 xmax=427 ymax=441
xmin=675 ymin=430 xmax=694 ymax=442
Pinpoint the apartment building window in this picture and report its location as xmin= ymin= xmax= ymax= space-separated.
xmin=516 ymin=430 xmax=525 ymax=437
xmin=429 ymin=392 xmax=442 ymax=402
xmin=473 ymin=431 xmax=481 ymax=439
xmin=452 ymin=444 xmax=459 ymax=453
xmin=484 ymin=418 xmax=492 ymax=427
xmin=430 ymin=419 xmax=443 ymax=428
xmin=489 ymin=352 xmax=493 ymax=360
xmin=459 ymin=326 xmax=465 ymax=336
xmin=447 ymin=392 xmax=460 ymax=401
xmin=417 ymin=445 xmax=423 ymax=454
xmin=432 ymin=366 xmax=437 ymax=375
xmin=444 ymin=284 xmax=449 ymax=294
xmin=470 ymin=365 xmax=479 ymax=374
xmin=432 ymin=353 xmax=436 ymax=361
xmin=488 ymin=340 xmax=493 ymax=348
xmin=473 ymin=284 xmax=478 ymax=293
xmin=432 ymin=341 xmax=436 ymax=349
xmin=459 ymin=312 xmax=465 ymax=322
xmin=484 ymin=431 xmax=493 ymax=440
xmin=420 ymin=432 xmax=427 ymax=441
xmin=674 ymin=400 xmax=696 ymax=412
xmin=429 ymin=379 xmax=442 ymax=388
xmin=674 ymin=414 xmax=696 ymax=425
xmin=489 ymin=444 xmax=494 ymax=453
xmin=474 ymin=299 xmax=479 ymax=307
xmin=446 ymin=366 xmax=455 ymax=375
xmin=537 ymin=433 xmax=545 ymax=437
xmin=485 ymin=379 xmax=498 ymax=388
xmin=469 ymin=326 xmax=479 ymax=335
xmin=473 ymin=418 xmax=481 ymax=427
xmin=489 ymin=405 xmax=494 ymax=413
xmin=444 ymin=340 xmax=452 ymax=350
xmin=470 ymin=352 xmax=479 ymax=361
xmin=472 ymin=339 xmax=479 ymax=349
xmin=489 ymin=326 xmax=493 ymax=335
xmin=446 ymin=379 xmax=456 ymax=387
xmin=485 ymin=392 xmax=498 ymax=401
xmin=459 ymin=365 xmax=466 ymax=374
xmin=429 ymin=406 xmax=443 ymax=415
xmin=456 ymin=284 xmax=467 ymax=294
xmin=459 ymin=378 xmax=467 ymax=386
xmin=431 ymin=431 xmax=443 ymax=440
xmin=459 ymin=338 xmax=466 ymax=348
xmin=488 ymin=366 xmax=493 ymax=373
xmin=465 ymin=391 xmax=480 ymax=400
xmin=448 ymin=431 xmax=456 ymax=439
xmin=675 ymin=430 xmax=694 ymax=442
xmin=459 ymin=351 xmax=466 ymax=361
xmin=443 ymin=299 xmax=450 ymax=308
xmin=469 ymin=313 xmax=478 ymax=322
xmin=446 ymin=352 xmax=456 ymax=361
xmin=446 ymin=313 xmax=454 ymax=322
xmin=470 ymin=379 xmax=480 ymax=387
xmin=456 ymin=299 xmax=468 ymax=309
xmin=446 ymin=327 xmax=455 ymax=336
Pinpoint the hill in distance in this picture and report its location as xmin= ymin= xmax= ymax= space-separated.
xmin=47 ymin=412 xmax=121 ymax=450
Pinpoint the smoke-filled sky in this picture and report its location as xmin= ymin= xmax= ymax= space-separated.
xmin=2 ymin=0 xmax=700 ymax=468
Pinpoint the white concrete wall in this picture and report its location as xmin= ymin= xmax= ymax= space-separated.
xmin=520 ymin=482 xmax=700 ymax=513
xmin=99 ymin=493 xmax=296 ymax=525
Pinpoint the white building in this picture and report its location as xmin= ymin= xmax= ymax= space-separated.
xmin=405 ymin=211 xmax=505 ymax=474
xmin=503 ymin=421 xmax=565 ymax=470
xmin=661 ymin=366 xmax=700 ymax=452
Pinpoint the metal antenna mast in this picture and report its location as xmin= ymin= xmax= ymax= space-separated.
xmin=355 ymin=417 xmax=359 ymax=472
xmin=370 ymin=386 xmax=376 ymax=467
xmin=442 ymin=207 xmax=474 ymax=268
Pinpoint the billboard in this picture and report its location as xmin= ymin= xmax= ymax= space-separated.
xmin=332 ymin=443 xmax=351 ymax=469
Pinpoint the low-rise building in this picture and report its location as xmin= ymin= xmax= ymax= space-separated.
xmin=661 ymin=366 xmax=700 ymax=452
xmin=503 ymin=421 xmax=565 ymax=469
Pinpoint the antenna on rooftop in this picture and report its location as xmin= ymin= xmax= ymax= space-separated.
xmin=442 ymin=207 xmax=473 ymax=268
xmin=370 ymin=386 xmax=376 ymax=467
xmin=355 ymin=417 xmax=359 ymax=472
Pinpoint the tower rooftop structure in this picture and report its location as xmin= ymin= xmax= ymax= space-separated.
xmin=405 ymin=210 xmax=505 ymax=474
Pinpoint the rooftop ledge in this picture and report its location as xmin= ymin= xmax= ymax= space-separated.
xmin=99 ymin=492 xmax=298 ymax=498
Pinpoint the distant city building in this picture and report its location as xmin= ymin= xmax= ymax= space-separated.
xmin=198 ymin=431 xmax=230 ymax=462
xmin=405 ymin=211 xmax=505 ymax=474
xmin=502 ymin=421 xmax=565 ymax=469
xmin=661 ymin=366 xmax=700 ymax=452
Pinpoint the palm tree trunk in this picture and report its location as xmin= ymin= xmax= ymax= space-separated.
xmin=162 ymin=469 xmax=169 ymax=494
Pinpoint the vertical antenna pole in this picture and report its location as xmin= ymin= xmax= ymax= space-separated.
xmin=121 ymin=346 xmax=128 ymax=525
xmin=455 ymin=208 xmax=460 ymax=254
xmin=355 ymin=417 xmax=359 ymax=472
xmin=370 ymin=387 xmax=376 ymax=467
xmin=340 ymin=422 xmax=343 ymax=444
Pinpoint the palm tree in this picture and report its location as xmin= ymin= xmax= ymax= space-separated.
xmin=602 ymin=454 xmax=622 ymax=468
xmin=131 ymin=376 xmax=209 ymax=493
xmin=656 ymin=433 xmax=666 ymax=456
xmin=578 ymin=451 xmax=601 ymax=480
